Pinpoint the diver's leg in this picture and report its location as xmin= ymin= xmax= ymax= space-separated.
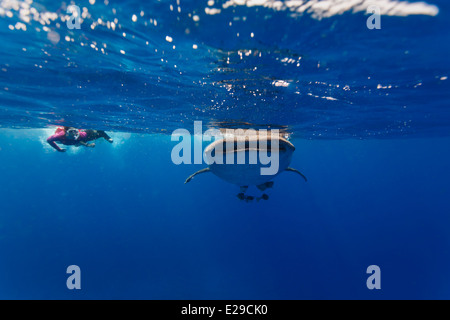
xmin=82 ymin=130 xmax=113 ymax=143
xmin=98 ymin=130 xmax=113 ymax=143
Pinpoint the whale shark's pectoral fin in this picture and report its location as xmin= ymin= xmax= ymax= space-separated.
xmin=285 ymin=167 xmax=307 ymax=182
xmin=184 ymin=168 xmax=211 ymax=184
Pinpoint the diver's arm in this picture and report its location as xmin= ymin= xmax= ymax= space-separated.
xmin=79 ymin=141 xmax=95 ymax=148
xmin=47 ymin=136 xmax=66 ymax=152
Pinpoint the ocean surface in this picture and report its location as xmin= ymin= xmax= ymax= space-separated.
xmin=0 ymin=0 xmax=449 ymax=299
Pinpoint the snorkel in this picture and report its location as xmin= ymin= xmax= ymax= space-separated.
xmin=66 ymin=128 xmax=80 ymax=141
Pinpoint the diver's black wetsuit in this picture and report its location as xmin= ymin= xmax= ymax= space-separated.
xmin=82 ymin=130 xmax=112 ymax=142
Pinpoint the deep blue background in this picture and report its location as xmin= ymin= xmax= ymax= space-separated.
xmin=1 ymin=131 xmax=449 ymax=299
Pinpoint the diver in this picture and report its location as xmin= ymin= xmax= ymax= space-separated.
xmin=47 ymin=126 xmax=113 ymax=152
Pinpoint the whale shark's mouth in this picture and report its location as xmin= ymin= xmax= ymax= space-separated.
xmin=210 ymin=138 xmax=293 ymax=156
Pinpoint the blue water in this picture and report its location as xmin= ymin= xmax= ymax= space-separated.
xmin=0 ymin=0 xmax=449 ymax=299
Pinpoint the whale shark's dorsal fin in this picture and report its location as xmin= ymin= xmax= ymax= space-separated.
xmin=285 ymin=167 xmax=307 ymax=182
xmin=185 ymin=168 xmax=211 ymax=184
